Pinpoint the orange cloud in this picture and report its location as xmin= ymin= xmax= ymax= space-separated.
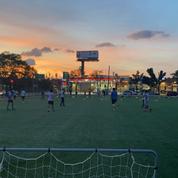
xmin=0 ymin=35 xmax=42 ymax=47
xmin=33 ymin=47 xmax=142 ymax=76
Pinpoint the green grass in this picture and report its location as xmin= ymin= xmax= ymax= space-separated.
xmin=0 ymin=95 xmax=178 ymax=178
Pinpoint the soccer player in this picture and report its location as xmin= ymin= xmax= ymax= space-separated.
xmin=20 ymin=89 xmax=26 ymax=102
xmin=47 ymin=89 xmax=55 ymax=112
xmin=6 ymin=89 xmax=14 ymax=111
xmin=97 ymin=88 xmax=101 ymax=96
xmin=111 ymin=88 xmax=118 ymax=110
xmin=60 ymin=88 xmax=65 ymax=107
xmin=143 ymin=90 xmax=152 ymax=112
xmin=69 ymin=85 xmax=72 ymax=95
xmin=88 ymin=88 xmax=91 ymax=96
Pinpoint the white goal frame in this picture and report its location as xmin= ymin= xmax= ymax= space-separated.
xmin=0 ymin=147 xmax=158 ymax=178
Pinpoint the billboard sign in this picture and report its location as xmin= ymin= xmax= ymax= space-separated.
xmin=76 ymin=51 xmax=99 ymax=61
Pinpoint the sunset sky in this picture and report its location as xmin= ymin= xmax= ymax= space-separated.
xmin=0 ymin=0 xmax=178 ymax=77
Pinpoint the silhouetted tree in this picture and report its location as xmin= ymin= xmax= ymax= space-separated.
xmin=90 ymin=70 xmax=103 ymax=78
xmin=0 ymin=52 xmax=37 ymax=79
xmin=146 ymin=68 xmax=166 ymax=93
xmin=70 ymin=69 xmax=81 ymax=78
xmin=171 ymin=70 xmax=178 ymax=83
xmin=131 ymin=71 xmax=144 ymax=91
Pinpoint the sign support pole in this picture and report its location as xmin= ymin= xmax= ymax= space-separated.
xmin=81 ymin=61 xmax=85 ymax=78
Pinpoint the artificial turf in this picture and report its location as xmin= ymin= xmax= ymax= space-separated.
xmin=0 ymin=95 xmax=178 ymax=178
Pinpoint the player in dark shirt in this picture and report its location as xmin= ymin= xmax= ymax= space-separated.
xmin=111 ymin=88 xmax=118 ymax=110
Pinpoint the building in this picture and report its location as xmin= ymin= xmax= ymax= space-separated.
xmin=61 ymin=75 xmax=130 ymax=93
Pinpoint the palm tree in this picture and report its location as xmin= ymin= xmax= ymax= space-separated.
xmin=171 ymin=70 xmax=178 ymax=82
xmin=146 ymin=68 xmax=166 ymax=93
xmin=131 ymin=71 xmax=144 ymax=91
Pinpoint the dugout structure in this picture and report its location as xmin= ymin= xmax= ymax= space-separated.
xmin=0 ymin=147 xmax=158 ymax=178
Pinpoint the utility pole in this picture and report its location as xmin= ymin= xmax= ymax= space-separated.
xmin=107 ymin=65 xmax=110 ymax=90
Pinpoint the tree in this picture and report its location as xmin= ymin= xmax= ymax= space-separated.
xmin=70 ymin=69 xmax=81 ymax=78
xmin=146 ymin=68 xmax=166 ymax=93
xmin=131 ymin=71 xmax=144 ymax=91
xmin=142 ymin=76 xmax=152 ymax=86
xmin=0 ymin=52 xmax=37 ymax=79
xmin=90 ymin=70 xmax=103 ymax=78
xmin=171 ymin=70 xmax=178 ymax=82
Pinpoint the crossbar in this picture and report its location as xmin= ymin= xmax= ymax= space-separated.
xmin=0 ymin=147 xmax=158 ymax=165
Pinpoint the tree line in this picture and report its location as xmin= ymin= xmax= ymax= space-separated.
xmin=1 ymin=51 xmax=178 ymax=93
xmin=0 ymin=52 xmax=52 ymax=92
xmin=130 ymin=68 xmax=178 ymax=93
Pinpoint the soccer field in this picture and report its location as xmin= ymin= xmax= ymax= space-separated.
xmin=0 ymin=95 xmax=178 ymax=178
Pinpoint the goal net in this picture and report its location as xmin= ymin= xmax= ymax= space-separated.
xmin=0 ymin=148 xmax=158 ymax=178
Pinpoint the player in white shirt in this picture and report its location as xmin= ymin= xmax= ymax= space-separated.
xmin=59 ymin=88 xmax=65 ymax=107
xmin=20 ymin=90 xmax=26 ymax=102
xmin=47 ymin=89 xmax=55 ymax=112
xmin=6 ymin=89 xmax=14 ymax=111
xmin=142 ymin=90 xmax=152 ymax=112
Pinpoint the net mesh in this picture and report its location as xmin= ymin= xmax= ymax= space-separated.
xmin=0 ymin=151 xmax=156 ymax=178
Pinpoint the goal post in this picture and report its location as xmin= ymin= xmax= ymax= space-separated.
xmin=0 ymin=147 xmax=158 ymax=178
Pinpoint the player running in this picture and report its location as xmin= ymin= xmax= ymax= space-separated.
xmin=6 ymin=89 xmax=14 ymax=111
